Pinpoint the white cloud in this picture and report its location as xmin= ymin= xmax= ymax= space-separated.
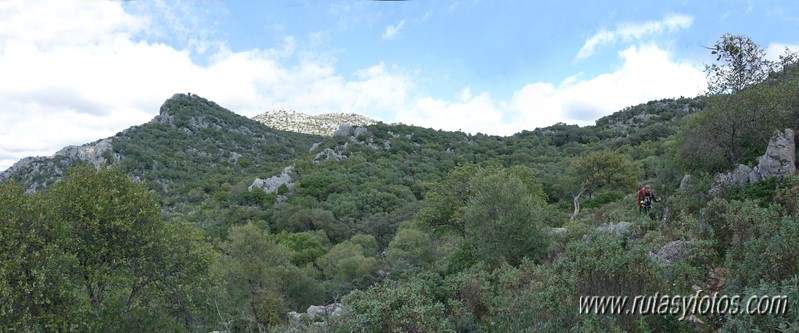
xmin=396 ymin=44 xmax=705 ymax=136
xmin=0 ymin=0 xmax=414 ymax=171
xmin=382 ymin=19 xmax=405 ymax=40
xmin=0 ymin=1 xmax=708 ymax=172
xmin=516 ymin=44 xmax=705 ymax=128
xmin=765 ymin=42 xmax=799 ymax=63
xmin=576 ymin=13 xmax=693 ymax=61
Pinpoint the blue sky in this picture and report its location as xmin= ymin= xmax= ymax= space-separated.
xmin=0 ymin=0 xmax=797 ymax=171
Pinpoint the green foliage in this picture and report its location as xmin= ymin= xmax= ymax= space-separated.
xmin=385 ymin=226 xmax=435 ymax=272
xmin=572 ymin=150 xmax=637 ymax=195
xmin=316 ymin=238 xmax=378 ymax=292
xmin=5 ymin=48 xmax=799 ymax=330
xmin=273 ymin=231 xmax=329 ymax=266
xmin=0 ymin=181 xmax=83 ymax=332
xmin=582 ymin=191 xmax=624 ymax=208
xmin=680 ymin=34 xmax=798 ymax=172
xmin=462 ymin=172 xmax=551 ymax=267
xmin=0 ymin=165 xmax=217 ymax=332
xmin=342 ymin=273 xmax=454 ymax=333
xmin=548 ymin=233 xmax=667 ymax=332
xmin=726 ymin=213 xmax=799 ymax=291
xmin=216 ymin=223 xmax=322 ymax=331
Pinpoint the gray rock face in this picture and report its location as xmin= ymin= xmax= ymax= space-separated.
xmin=353 ymin=127 xmax=368 ymax=138
xmin=248 ymin=166 xmax=294 ymax=193
xmin=679 ymin=174 xmax=692 ymax=190
xmin=755 ymin=128 xmax=796 ymax=179
xmin=712 ymin=129 xmax=796 ymax=193
xmin=596 ymin=221 xmax=632 ymax=237
xmin=314 ymin=148 xmax=346 ymax=162
xmin=332 ymin=125 xmax=351 ymax=137
xmin=305 ymin=303 xmax=343 ymax=320
xmin=654 ymin=240 xmax=686 ymax=267
xmin=54 ymin=138 xmax=121 ymax=169
xmin=309 ymin=142 xmax=321 ymax=153
xmin=252 ymin=109 xmax=378 ymax=136
xmin=545 ymin=227 xmax=568 ymax=235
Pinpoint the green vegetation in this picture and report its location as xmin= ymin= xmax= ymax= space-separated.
xmin=3 ymin=34 xmax=799 ymax=332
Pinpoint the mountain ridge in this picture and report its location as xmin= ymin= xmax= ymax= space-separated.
xmin=252 ymin=108 xmax=379 ymax=136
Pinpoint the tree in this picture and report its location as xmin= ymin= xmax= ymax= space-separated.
xmin=1 ymin=165 xmax=217 ymax=332
xmin=0 ymin=181 xmax=83 ymax=332
xmin=215 ymin=223 xmax=299 ymax=330
xmin=680 ymin=34 xmax=799 ymax=170
xmin=570 ymin=150 xmax=637 ymax=220
xmin=462 ymin=173 xmax=550 ymax=267
xmin=705 ymin=34 xmax=772 ymax=95
xmin=46 ymin=165 xmax=217 ymax=331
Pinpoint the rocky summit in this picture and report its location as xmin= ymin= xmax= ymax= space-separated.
xmin=252 ymin=109 xmax=379 ymax=136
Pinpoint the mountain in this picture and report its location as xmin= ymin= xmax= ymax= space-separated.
xmin=0 ymin=93 xmax=321 ymax=206
xmin=252 ymin=108 xmax=379 ymax=136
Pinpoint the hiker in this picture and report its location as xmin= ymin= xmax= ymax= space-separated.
xmin=638 ymin=184 xmax=659 ymax=219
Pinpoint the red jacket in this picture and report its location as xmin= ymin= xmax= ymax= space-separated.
xmin=638 ymin=188 xmax=656 ymax=207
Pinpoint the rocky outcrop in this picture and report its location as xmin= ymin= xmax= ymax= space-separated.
xmin=313 ymin=148 xmax=347 ymax=162
xmin=0 ymin=138 xmax=121 ymax=193
xmin=544 ymin=227 xmax=568 ymax=235
xmin=54 ymin=138 xmax=120 ymax=169
xmin=712 ymin=129 xmax=796 ymax=193
xmin=679 ymin=174 xmax=692 ymax=190
xmin=653 ymin=240 xmax=686 ymax=267
xmin=248 ymin=166 xmax=294 ymax=193
xmin=286 ymin=303 xmax=345 ymax=332
xmin=253 ymin=109 xmax=378 ymax=136
xmin=596 ymin=221 xmax=633 ymax=237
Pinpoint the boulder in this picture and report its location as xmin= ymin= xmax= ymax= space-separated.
xmin=654 ymin=240 xmax=686 ymax=267
xmin=679 ymin=174 xmax=692 ymax=190
xmin=711 ymin=129 xmax=796 ymax=193
xmin=545 ymin=227 xmax=568 ymax=235
xmin=353 ymin=127 xmax=368 ymax=138
xmin=306 ymin=303 xmax=343 ymax=320
xmin=248 ymin=165 xmax=294 ymax=193
xmin=314 ymin=148 xmax=346 ymax=162
xmin=596 ymin=221 xmax=632 ymax=237
xmin=54 ymin=138 xmax=121 ymax=169
xmin=754 ymin=128 xmax=796 ymax=180
xmin=332 ymin=125 xmax=351 ymax=137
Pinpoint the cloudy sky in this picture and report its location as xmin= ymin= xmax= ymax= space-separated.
xmin=1 ymin=0 xmax=798 ymax=171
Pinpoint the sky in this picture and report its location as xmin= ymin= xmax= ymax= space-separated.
xmin=1 ymin=0 xmax=798 ymax=171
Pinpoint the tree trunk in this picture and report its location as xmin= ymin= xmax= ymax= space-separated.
xmin=570 ymin=187 xmax=586 ymax=221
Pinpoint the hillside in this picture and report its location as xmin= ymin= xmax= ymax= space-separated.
xmin=0 ymin=93 xmax=321 ymax=209
xmin=3 ymin=49 xmax=799 ymax=332
xmin=252 ymin=108 xmax=379 ymax=136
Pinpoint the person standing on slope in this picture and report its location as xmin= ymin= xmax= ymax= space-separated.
xmin=638 ymin=184 xmax=659 ymax=219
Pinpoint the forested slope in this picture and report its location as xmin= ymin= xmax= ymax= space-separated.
xmin=2 ymin=34 xmax=799 ymax=332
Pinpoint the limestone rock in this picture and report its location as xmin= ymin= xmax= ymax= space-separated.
xmin=711 ymin=129 xmax=796 ymax=194
xmin=654 ymin=240 xmax=686 ymax=267
xmin=54 ymin=138 xmax=121 ymax=169
xmin=353 ymin=127 xmax=368 ymax=138
xmin=306 ymin=303 xmax=343 ymax=320
xmin=248 ymin=166 xmax=294 ymax=193
xmin=545 ymin=227 xmax=568 ymax=235
xmin=253 ymin=109 xmax=378 ymax=136
xmin=754 ymin=128 xmax=796 ymax=180
xmin=332 ymin=125 xmax=351 ymax=138
xmin=309 ymin=142 xmax=320 ymax=153
xmin=314 ymin=148 xmax=346 ymax=162
xmin=596 ymin=221 xmax=632 ymax=237
xmin=679 ymin=174 xmax=692 ymax=190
